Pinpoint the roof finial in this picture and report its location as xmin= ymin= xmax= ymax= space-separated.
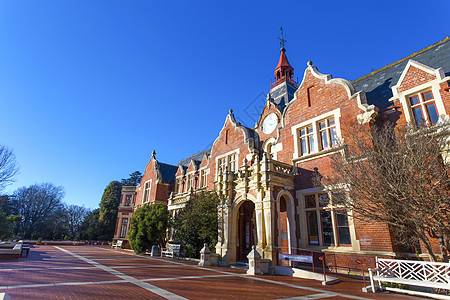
xmin=278 ymin=26 xmax=287 ymax=51
xmin=151 ymin=150 xmax=156 ymax=158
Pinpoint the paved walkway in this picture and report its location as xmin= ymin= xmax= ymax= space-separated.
xmin=0 ymin=245 xmax=419 ymax=299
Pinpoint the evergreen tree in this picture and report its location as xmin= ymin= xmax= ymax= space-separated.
xmin=98 ymin=181 xmax=122 ymax=240
xmin=128 ymin=203 xmax=170 ymax=254
xmin=79 ymin=209 xmax=101 ymax=240
xmin=121 ymin=171 xmax=142 ymax=186
xmin=173 ymin=191 xmax=219 ymax=258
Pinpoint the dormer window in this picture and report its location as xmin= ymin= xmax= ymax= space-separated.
xmin=409 ymin=91 xmax=439 ymax=126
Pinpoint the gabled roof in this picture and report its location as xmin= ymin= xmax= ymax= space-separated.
xmin=158 ymin=163 xmax=178 ymax=184
xmin=352 ymin=37 xmax=450 ymax=110
xmin=178 ymin=147 xmax=212 ymax=168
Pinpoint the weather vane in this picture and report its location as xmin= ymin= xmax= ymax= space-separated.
xmin=279 ymin=26 xmax=287 ymax=49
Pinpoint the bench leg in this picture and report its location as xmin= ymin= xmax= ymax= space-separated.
xmin=369 ymin=269 xmax=376 ymax=293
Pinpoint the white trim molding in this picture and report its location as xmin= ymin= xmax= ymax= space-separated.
xmin=389 ymin=59 xmax=449 ymax=125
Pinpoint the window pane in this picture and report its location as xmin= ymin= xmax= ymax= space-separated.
xmin=307 ymin=211 xmax=319 ymax=245
xmin=328 ymin=118 xmax=335 ymax=126
xmin=301 ymin=138 xmax=307 ymax=155
xmin=321 ymin=131 xmax=329 ymax=149
xmin=305 ymin=195 xmax=316 ymax=208
xmin=319 ymin=121 xmax=326 ymax=129
xmin=337 ymin=212 xmax=351 ymax=245
xmin=337 ymin=212 xmax=348 ymax=226
xmin=321 ymin=211 xmax=334 ymax=245
xmin=410 ymin=96 xmax=419 ymax=105
xmin=318 ymin=193 xmax=330 ymax=206
xmin=308 ymin=135 xmax=315 ymax=152
xmin=338 ymin=227 xmax=351 ymax=245
xmin=330 ymin=128 xmax=337 ymax=146
xmin=412 ymin=107 xmax=425 ymax=126
xmin=300 ymin=128 xmax=306 ymax=136
xmin=422 ymin=91 xmax=433 ymax=101
xmin=426 ymin=103 xmax=439 ymax=124
xmin=307 ymin=126 xmax=313 ymax=134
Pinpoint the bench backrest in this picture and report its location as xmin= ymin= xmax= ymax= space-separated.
xmin=168 ymin=244 xmax=181 ymax=253
xmin=376 ymin=257 xmax=450 ymax=289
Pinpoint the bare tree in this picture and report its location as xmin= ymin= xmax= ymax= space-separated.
xmin=64 ymin=204 xmax=90 ymax=240
xmin=11 ymin=183 xmax=65 ymax=239
xmin=0 ymin=145 xmax=19 ymax=190
xmin=327 ymin=121 xmax=450 ymax=262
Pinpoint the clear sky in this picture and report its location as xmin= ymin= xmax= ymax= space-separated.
xmin=0 ymin=1 xmax=448 ymax=209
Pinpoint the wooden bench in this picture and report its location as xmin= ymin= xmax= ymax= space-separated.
xmin=161 ymin=244 xmax=181 ymax=258
xmin=368 ymin=257 xmax=450 ymax=299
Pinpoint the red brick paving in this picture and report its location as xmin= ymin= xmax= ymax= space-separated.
xmin=0 ymin=245 xmax=420 ymax=299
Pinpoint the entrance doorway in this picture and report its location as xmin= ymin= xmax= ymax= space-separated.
xmin=279 ymin=196 xmax=290 ymax=266
xmin=237 ymin=201 xmax=255 ymax=261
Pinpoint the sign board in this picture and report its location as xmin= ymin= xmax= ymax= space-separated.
xmin=279 ymin=254 xmax=313 ymax=263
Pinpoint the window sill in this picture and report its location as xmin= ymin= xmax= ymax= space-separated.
xmin=293 ymin=146 xmax=343 ymax=164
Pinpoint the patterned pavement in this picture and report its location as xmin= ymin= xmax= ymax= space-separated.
xmin=0 ymin=245 xmax=419 ymax=299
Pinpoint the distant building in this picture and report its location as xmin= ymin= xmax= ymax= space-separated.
xmin=114 ymin=37 xmax=450 ymax=267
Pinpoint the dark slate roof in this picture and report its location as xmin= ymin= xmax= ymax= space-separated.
xmin=158 ymin=163 xmax=178 ymax=184
xmin=178 ymin=147 xmax=211 ymax=168
xmin=269 ymin=81 xmax=297 ymax=111
xmin=352 ymin=38 xmax=450 ymax=110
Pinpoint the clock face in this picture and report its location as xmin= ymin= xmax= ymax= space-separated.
xmin=262 ymin=113 xmax=278 ymax=134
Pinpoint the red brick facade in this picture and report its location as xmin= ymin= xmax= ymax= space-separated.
xmin=114 ymin=38 xmax=450 ymax=268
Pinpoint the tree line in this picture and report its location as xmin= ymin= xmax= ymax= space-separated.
xmin=0 ymin=144 xmax=143 ymax=242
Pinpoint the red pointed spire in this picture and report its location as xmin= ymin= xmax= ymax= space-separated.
xmin=272 ymin=48 xmax=297 ymax=88
xmin=271 ymin=28 xmax=297 ymax=88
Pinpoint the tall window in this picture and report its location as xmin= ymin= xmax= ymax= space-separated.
xmin=175 ymin=178 xmax=179 ymax=194
xmin=217 ymin=153 xmax=238 ymax=174
xmin=200 ymin=170 xmax=207 ymax=188
xmin=187 ymin=174 xmax=193 ymax=190
xmin=299 ymin=125 xmax=315 ymax=155
xmin=304 ymin=192 xmax=351 ymax=246
xmin=218 ymin=157 xmax=226 ymax=173
xmin=143 ymin=181 xmax=151 ymax=203
xmin=125 ymin=195 xmax=132 ymax=206
xmin=228 ymin=153 xmax=236 ymax=172
xmin=409 ymin=91 xmax=439 ymax=126
xmin=319 ymin=117 xmax=337 ymax=150
xmin=120 ymin=218 xmax=128 ymax=238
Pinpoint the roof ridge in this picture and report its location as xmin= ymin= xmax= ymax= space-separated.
xmin=159 ymin=162 xmax=177 ymax=168
xmin=352 ymin=36 xmax=449 ymax=84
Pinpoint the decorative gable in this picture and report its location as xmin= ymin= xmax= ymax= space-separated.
xmin=395 ymin=60 xmax=444 ymax=93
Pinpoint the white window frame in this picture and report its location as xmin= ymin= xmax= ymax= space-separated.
xmin=142 ymin=180 xmax=152 ymax=203
xmin=390 ymin=60 xmax=447 ymax=126
xmin=291 ymin=108 xmax=342 ymax=160
xmin=215 ymin=149 xmax=240 ymax=178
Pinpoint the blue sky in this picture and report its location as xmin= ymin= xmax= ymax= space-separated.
xmin=0 ymin=1 xmax=448 ymax=209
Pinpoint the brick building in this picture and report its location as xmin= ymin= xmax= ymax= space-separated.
xmin=114 ymin=37 xmax=450 ymax=267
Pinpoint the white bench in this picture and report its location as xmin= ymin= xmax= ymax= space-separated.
xmin=112 ymin=240 xmax=123 ymax=249
xmin=368 ymin=257 xmax=450 ymax=299
xmin=161 ymin=244 xmax=181 ymax=258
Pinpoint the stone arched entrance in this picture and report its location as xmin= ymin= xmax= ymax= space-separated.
xmin=236 ymin=200 xmax=255 ymax=261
